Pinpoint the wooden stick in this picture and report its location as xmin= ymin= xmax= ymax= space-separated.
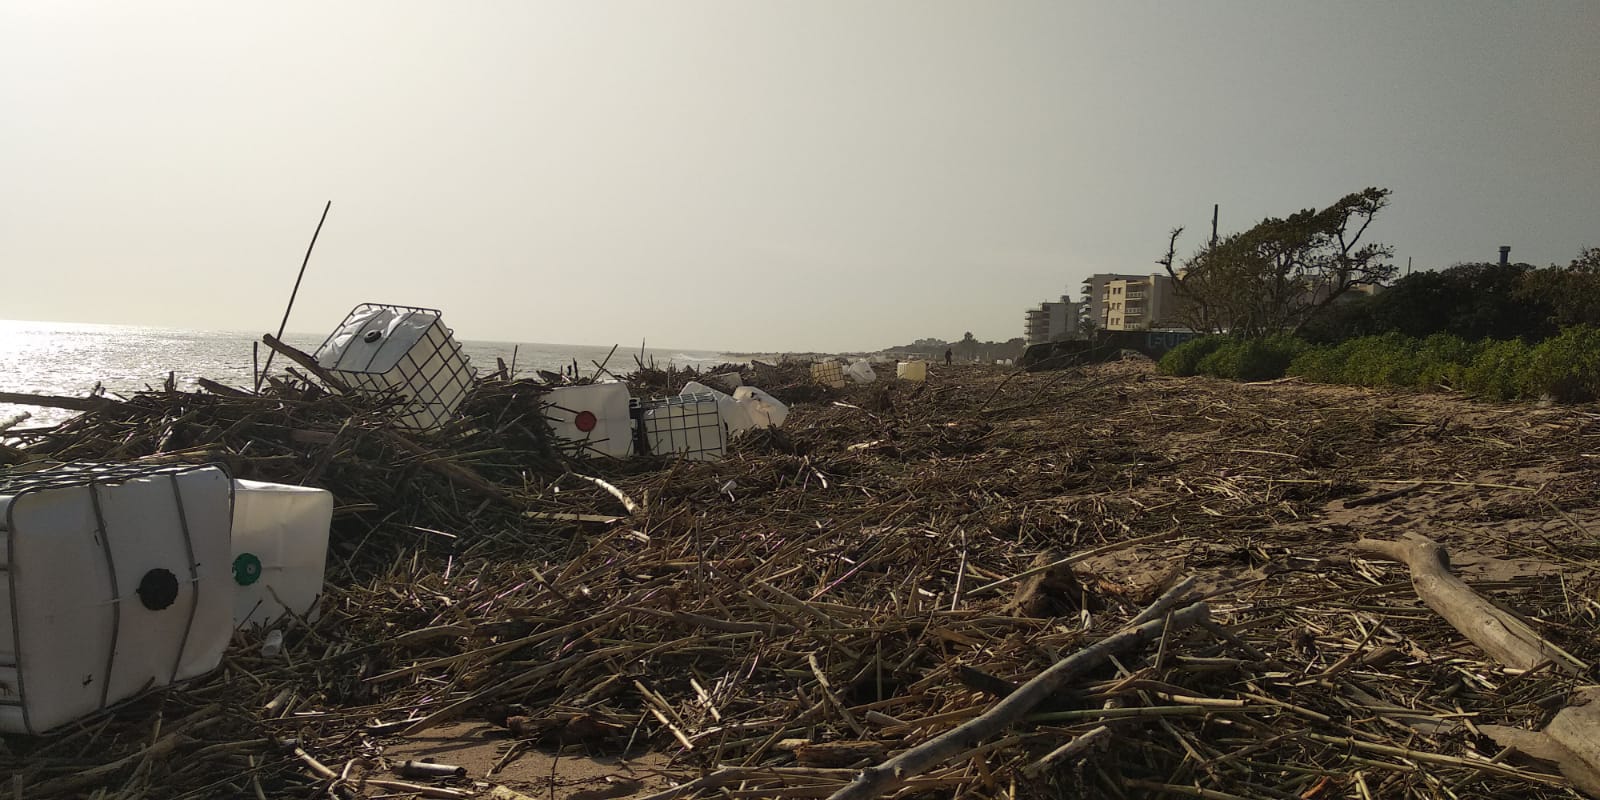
xmin=969 ymin=530 xmax=1186 ymax=596
xmin=380 ymin=430 xmax=520 ymax=507
xmin=0 ymin=390 xmax=119 ymax=413
xmin=1353 ymin=533 xmax=1585 ymax=675
xmin=257 ymin=200 xmax=331 ymax=392
xmin=1021 ymin=725 xmax=1111 ymax=778
xmin=261 ymin=334 xmax=351 ymax=393
xmin=825 ymin=600 xmax=1210 ymax=800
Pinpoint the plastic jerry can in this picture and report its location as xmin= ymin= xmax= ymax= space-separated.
xmin=896 ymin=361 xmax=927 ymax=382
xmin=542 ymin=383 xmax=635 ymax=458
xmin=230 ymin=480 xmax=334 ymax=629
xmin=0 ymin=464 xmax=234 ymax=734
xmin=314 ymin=303 xmax=475 ymax=432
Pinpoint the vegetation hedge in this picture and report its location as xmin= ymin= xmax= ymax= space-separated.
xmin=1157 ymin=326 xmax=1600 ymax=403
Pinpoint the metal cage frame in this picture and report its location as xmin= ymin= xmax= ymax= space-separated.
xmin=314 ymin=303 xmax=476 ymax=431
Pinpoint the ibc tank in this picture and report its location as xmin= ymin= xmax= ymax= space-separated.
xmin=231 ymin=480 xmax=333 ymax=628
xmin=542 ymin=383 xmax=635 ymax=459
xmin=0 ymin=464 xmax=234 ymax=734
xmin=314 ymin=303 xmax=475 ymax=432
xmin=639 ymin=394 xmax=726 ymax=461
xmin=810 ymin=362 xmax=846 ymax=388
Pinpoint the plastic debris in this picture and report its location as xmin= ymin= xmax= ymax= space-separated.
xmin=846 ymin=359 xmax=877 ymax=384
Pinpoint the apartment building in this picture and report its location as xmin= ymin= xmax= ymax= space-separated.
xmin=1023 ymin=295 xmax=1081 ymax=345
xmin=1086 ymin=273 xmax=1184 ymax=330
xmin=1079 ymin=274 xmax=1147 ymax=329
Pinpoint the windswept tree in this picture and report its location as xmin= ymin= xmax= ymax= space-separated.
xmin=1160 ymin=188 xmax=1396 ymax=337
xmin=1517 ymin=246 xmax=1600 ymax=328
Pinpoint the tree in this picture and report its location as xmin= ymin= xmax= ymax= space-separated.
xmin=959 ymin=331 xmax=978 ymax=360
xmin=1160 ymin=188 xmax=1397 ymax=337
xmin=1517 ymin=247 xmax=1600 ymax=328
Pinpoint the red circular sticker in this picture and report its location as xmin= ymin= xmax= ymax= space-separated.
xmin=574 ymin=410 xmax=598 ymax=432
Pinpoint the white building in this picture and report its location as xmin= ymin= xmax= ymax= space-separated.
xmin=1024 ymin=296 xmax=1081 ymax=345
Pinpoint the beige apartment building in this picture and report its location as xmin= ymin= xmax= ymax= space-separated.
xmin=1085 ymin=273 xmax=1184 ymax=330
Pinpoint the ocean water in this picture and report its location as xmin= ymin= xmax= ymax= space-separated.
xmin=0 ymin=319 xmax=732 ymax=429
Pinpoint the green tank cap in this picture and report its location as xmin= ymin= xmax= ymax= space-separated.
xmin=233 ymin=552 xmax=263 ymax=586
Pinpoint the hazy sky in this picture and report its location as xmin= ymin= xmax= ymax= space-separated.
xmin=3 ymin=2 xmax=1596 ymax=352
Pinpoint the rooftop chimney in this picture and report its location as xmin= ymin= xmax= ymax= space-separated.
xmin=1499 ymin=245 xmax=1510 ymax=266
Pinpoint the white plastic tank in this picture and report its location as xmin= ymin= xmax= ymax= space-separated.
xmin=810 ymin=362 xmax=846 ymax=388
xmin=640 ymin=394 xmax=726 ymax=461
xmin=846 ymin=360 xmax=878 ymax=384
xmin=681 ymin=381 xmax=755 ymax=437
xmin=542 ymin=383 xmax=635 ymax=458
xmin=230 ymin=480 xmax=333 ymax=629
xmin=896 ymin=360 xmax=927 ymax=382
xmin=0 ymin=464 xmax=234 ymax=734
xmin=732 ymin=386 xmax=789 ymax=428
xmin=314 ymin=304 xmax=475 ymax=432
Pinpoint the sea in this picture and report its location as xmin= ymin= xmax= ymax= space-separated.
xmin=0 ymin=319 xmax=735 ymax=430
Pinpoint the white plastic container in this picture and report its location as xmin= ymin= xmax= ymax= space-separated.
xmin=681 ymin=381 xmax=755 ymax=437
xmin=846 ymin=360 xmax=878 ymax=384
xmin=732 ymin=386 xmax=789 ymax=429
xmin=0 ymin=464 xmax=234 ymax=734
xmin=896 ymin=361 xmax=927 ymax=382
xmin=543 ymin=383 xmax=635 ymax=458
xmin=640 ymin=394 xmax=726 ymax=461
xmin=810 ymin=362 xmax=846 ymax=388
xmin=706 ymin=372 xmax=744 ymax=392
xmin=230 ymin=480 xmax=333 ymax=629
xmin=314 ymin=303 xmax=475 ymax=432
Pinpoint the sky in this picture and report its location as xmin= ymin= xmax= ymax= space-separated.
xmin=2 ymin=2 xmax=1596 ymax=353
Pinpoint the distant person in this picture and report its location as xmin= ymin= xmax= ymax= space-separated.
xmin=944 ymin=348 xmax=953 ymax=366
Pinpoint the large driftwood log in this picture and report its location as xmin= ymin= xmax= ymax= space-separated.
xmin=1357 ymin=534 xmax=1600 ymax=798
xmin=825 ymin=593 xmax=1211 ymax=800
xmin=0 ymin=390 xmax=120 ymax=412
xmin=1353 ymin=533 xmax=1584 ymax=675
xmin=1482 ymin=688 xmax=1600 ymax=797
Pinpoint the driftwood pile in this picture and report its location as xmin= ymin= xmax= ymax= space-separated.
xmin=1 ymin=348 xmax=1598 ymax=800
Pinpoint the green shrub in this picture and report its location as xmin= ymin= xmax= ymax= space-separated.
xmin=1195 ymin=340 xmax=1244 ymax=380
xmin=1461 ymin=338 xmax=1531 ymax=400
xmin=1288 ymin=340 xmax=1355 ymax=383
xmin=1413 ymin=333 xmax=1481 ymax=390
xmin=1234 ymin=335 xmax=1307 ymax=381
xmin=1202 ymin=326 xmax=1600 ymax=404
xmin=1158 ymin=337 xmax=1228 ymax=377
xmin=1338 ymin=333 xmax=1421 ymax=388
xmin=1174 ymin=335 xmax=1305 ymax=382
xmin=1518 ymin=325 xmax=1600 ymax=402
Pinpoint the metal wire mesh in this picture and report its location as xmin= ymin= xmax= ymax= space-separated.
xmin=315 ymin=303 xmax=475 ymax=432
xmin=638 ymin=394 xmax=726 ymax=461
